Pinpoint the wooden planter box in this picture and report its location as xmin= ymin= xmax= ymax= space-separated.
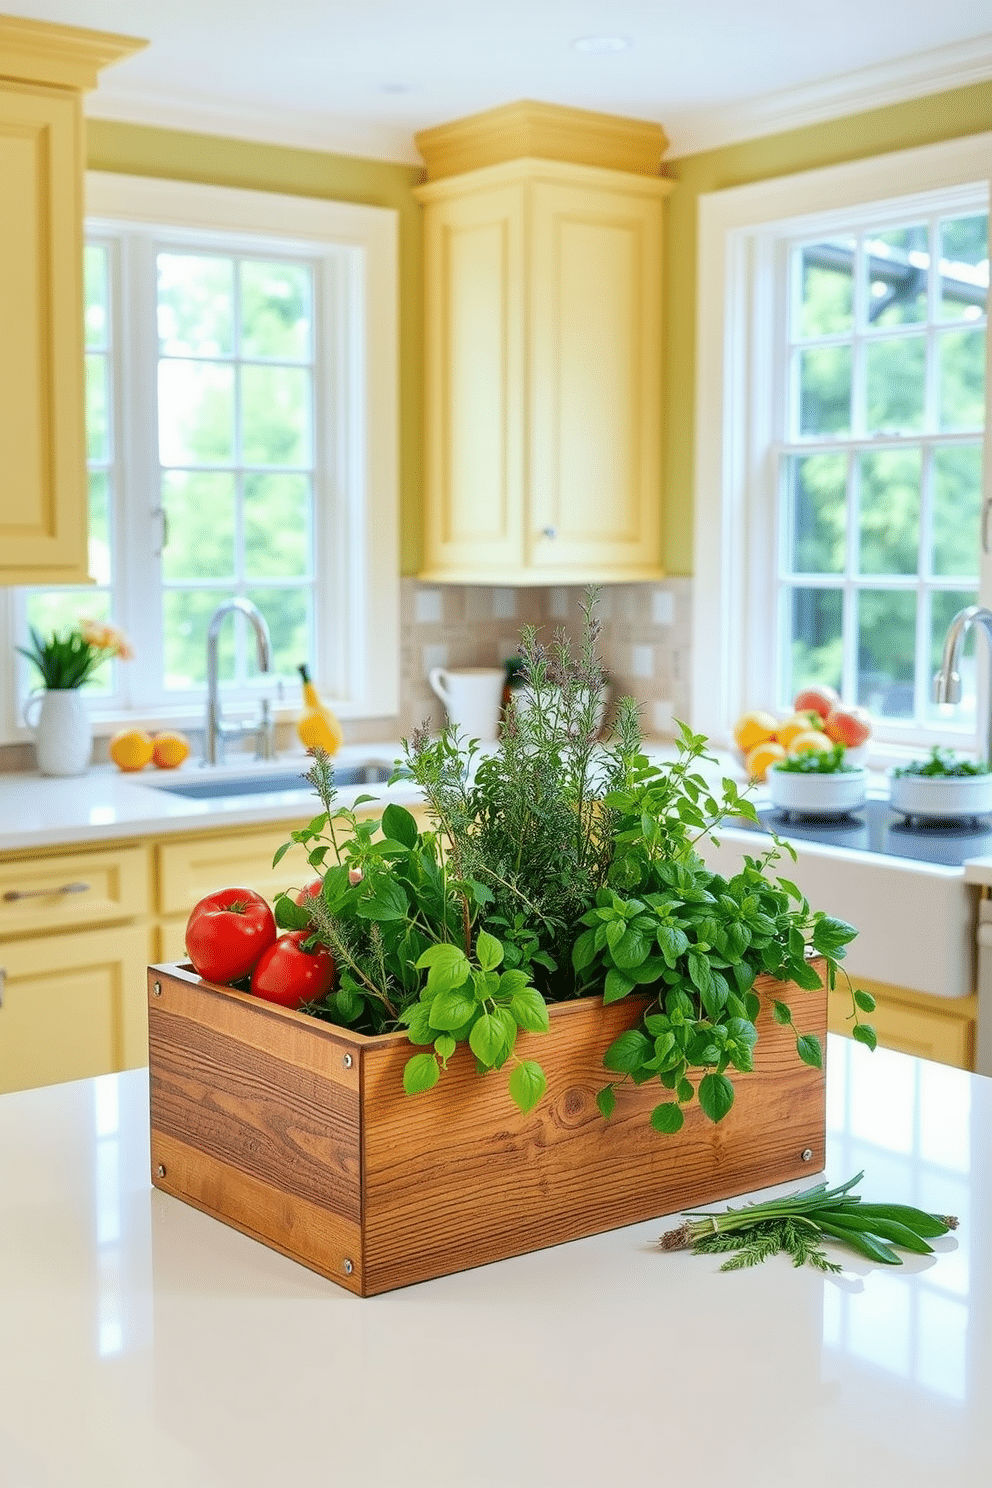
xmin=147 ymin=961 xmax=827 ymax=1296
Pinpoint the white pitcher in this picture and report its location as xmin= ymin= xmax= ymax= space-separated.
xmin=428 ymin=666 xmax=505 ymax=743
xmin=24 ymin=690 xmax=93 ymax=776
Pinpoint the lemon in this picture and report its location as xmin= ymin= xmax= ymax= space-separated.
xmin=744 ymin=740 xmax=787 ymax=782
xmin=776 ymin=711 xmax=822 ymax=751
xmin=152 ymin=731 xmax=190 ymax=769
xmin=109 ymin=728 xmax=154 ymax=772
xmin=732 ymin=710 xmax=778 ymax=754
xmin=787 ymin=729 xmax=833 ymax=757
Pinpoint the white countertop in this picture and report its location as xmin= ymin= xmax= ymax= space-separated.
xmin=1 ymin=1038 xmax=987 ymax=1488
xmin=0 ymin=744 xmax=420 ymax=853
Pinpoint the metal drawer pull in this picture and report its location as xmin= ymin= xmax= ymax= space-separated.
xmin=2 ymin=881 xmax=91 ymax=903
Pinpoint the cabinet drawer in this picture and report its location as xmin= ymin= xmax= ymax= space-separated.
xmin=0 ymin=845 xmax=150 ymax=938
xmin=157 ymin=824 xmax=315 ymax=918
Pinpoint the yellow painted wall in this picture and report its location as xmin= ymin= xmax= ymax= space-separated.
xmin=661 ymin=79 xmax=992 ymax=576
xmin=85 ymin=120 xmax=426 ymax=574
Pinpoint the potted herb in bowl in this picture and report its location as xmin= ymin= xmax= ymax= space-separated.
xmin=146 ymin=599 xmax=873 ymax=1295
xmin=889 ymin=747 xmax=992 ymax=821
xmin=768 ymin=742 xmax=869 ymax=818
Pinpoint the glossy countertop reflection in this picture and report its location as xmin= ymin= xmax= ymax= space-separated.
xmin=1 ymin=1040 xmax=989 ymax=1488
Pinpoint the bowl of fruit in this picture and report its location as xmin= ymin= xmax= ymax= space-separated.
xmin=734 ymin=685 xmax=872 ymax=817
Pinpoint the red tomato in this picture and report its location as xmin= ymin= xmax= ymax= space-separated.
xmin=185 ymin=887 xmax=277 ymax=984
xmin=294 ymin=880 xmax=323 ymax=906
xmin=251 ymin=930 xmax=336 ymax=1010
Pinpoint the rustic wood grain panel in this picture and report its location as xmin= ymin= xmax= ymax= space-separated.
xmin=151 ymin=1131 xmax=365 ymax=1294
xmin=149 ymin=967 xmax=364 ymax=1282
xmin=359 ymin=972 xmax=826 ymax=1294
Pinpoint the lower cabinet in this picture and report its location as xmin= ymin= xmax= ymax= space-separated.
xmin=828 ymin=978 xmax=977 ymax=1071
xmin=0 ymin=923 xmax=152 ymax=1094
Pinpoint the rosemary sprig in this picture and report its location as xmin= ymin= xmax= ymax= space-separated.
xmin=660 ymin=1172 xmax=959 ymax=1271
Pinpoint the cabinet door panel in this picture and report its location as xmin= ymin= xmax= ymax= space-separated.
xmin=423 ymin=183 xmax=524 ymax=576
xmin=0 ymin=923 xmax=151 ymax=1094
xmin=0 ymin=84 xmax=88 ymax=582
xmin=529 ymin=179 xmax=662 ymax=577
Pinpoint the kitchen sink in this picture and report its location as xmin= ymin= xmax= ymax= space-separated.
xmin=150 ymin=761 xmax=394 ymax=800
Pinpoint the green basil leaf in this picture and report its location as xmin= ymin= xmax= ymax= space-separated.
xmin=403 ymin=1052 xmax=440 ymax=1095
xmin=650 ymin=1102 xmax=685 ymax=1134
xmin=603 ymin=968 xmax=635 ymax=1004
xmin=428 ymin=987 xmax=478 ymax=1031
xmin=469 ymin=1011 xmax=506 ymax=1066
xmin=698 ymin=1071 xmax=735 ymax=1123
xmin=356 ymin=876 xmax=409 ymax=922
xmin=474 ymin=929 xmax=504 ymax=972
xmin=596 ymin=1086 xmax=616 ymax=1120
xmin=853 ymin=989 xmax=877 ymax=1013
xmin=602 ymin=1028 xmax=651 ymax=1073
xmin=852 ymin=1022 xmax=878 ymax=1052
xmin=509 ymin=988 xmax=550 ymax=1032
xmin=508 ymin=1061 xmax=547 ymax=1113
xmin=796 ymin=1034 xmax=823 ymax=1069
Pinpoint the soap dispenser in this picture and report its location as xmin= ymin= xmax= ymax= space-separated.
xmin=296 ymin=664 xmax=343 ymax=756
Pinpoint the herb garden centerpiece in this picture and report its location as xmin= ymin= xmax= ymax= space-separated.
xmin=148 ymin=600 xmax=874 ymax=1295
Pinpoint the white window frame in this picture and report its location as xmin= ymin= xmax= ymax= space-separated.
xmin=1 ymin=172 xmax=399 ymax=742
xmin=692 ymin=133 xmax=992 ymax=757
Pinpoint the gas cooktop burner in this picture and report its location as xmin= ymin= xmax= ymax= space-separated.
xmin=731 ymin=796 xmax=992 ymax=868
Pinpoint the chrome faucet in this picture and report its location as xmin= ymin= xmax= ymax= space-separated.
xmin=933 ymin=604 xmax=992 ymax=765
xmin=204 ymin=598 xmax=276 ymax=766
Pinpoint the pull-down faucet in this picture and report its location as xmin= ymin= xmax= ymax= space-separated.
xmin=204 ymin=597 xmax=276 ymax=765
xmin=933 ymin=604 xmax=992 ymax=765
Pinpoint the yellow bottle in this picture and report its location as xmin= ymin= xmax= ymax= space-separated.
xmin=296 ymin=664 xmax=342 ymax=756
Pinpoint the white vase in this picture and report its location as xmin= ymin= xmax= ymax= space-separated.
xmin=24 ymin=690 xmax=93 ymax=777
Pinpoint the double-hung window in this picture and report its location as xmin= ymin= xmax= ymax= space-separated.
xmin=4 ymin=173 xmax=398 ymax=740
xmin=694 ymin=134 xmax=991 ymax=754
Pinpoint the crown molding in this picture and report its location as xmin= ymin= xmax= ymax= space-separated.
xmin=415 ymin=99 xmax=668 ymax=180
xmin=0 ymin=15 xmax=146 ymax=92
xmin=84 ymin=87 xmax=423 ymax=166
xmin=665 ymin=31 xmax=992 ymax=158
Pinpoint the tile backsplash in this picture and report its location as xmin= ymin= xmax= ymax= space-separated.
xmin=398 ymin=577 xmax=693 ymax=740
xmin=1 ymin=578 xmax=692 ymax=772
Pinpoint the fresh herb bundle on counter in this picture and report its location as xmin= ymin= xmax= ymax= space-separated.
xmin=774 ymin=743 xmax=858 ymax=774
xmin=660 ymin=1171 xmax=958 ymax=1271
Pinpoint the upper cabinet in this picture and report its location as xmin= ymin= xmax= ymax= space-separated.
xmin=416 ymin=101 xmax=672 ymax=586
xmin=0 ymin=16 xmax=145 ymax=587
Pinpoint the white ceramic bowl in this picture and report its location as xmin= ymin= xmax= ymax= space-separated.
xmin=887 ymin=770 xmax=992 ymax=820
xmin=768 ymin=764 xmax=868 ymax=816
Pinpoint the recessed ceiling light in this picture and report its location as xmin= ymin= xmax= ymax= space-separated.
xmin=571 ymin=36 xmax=631 ymax=54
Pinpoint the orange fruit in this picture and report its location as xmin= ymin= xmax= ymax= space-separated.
xmin=787 ymin=729 xmax=834 ymax=758
xmin=744 ymin=740 xmax=786 ymax=782
xmin=152 ymin=731 xmax=190 ymax=769
xmin=776 ymin=711 xmax=822 ymax=750
xmin=109 ymin=728 xmax=154 ymax=772
xmin=733 ymin=710 xmax=778 ymax=753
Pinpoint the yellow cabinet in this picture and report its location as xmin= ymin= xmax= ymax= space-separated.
xmin=0 ymin=837 xmax=153 ymax=1094
xmin=0 ymin=923 xmax=151 ymax=1094
xmin=415 ymin=102 xmax=671 ymax=586
xmin=828 ymin=979 xmax=976 ymax=1070
xmin=0 ymin=16 xmax=144 ymax=586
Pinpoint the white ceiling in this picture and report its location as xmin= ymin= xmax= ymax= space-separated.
xmin=14 ymin=0 xmax=992 ymax=162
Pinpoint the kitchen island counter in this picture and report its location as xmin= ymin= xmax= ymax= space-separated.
xmin=1 ymin=1039 xmax=988 ymax=1488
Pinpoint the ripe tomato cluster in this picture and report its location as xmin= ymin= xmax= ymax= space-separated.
xmin=184 ymin=885 xmax=335 ymax=1010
